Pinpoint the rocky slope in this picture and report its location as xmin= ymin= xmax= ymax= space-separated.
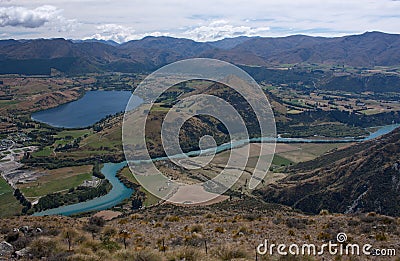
xmin=256 ymin=127 xmax=400 ymax=216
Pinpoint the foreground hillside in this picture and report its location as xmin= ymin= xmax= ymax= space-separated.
xmin=0 ymin=198 xmax=399 ymax=260
xmin=256 ymin=127 xmax=400 ymax=216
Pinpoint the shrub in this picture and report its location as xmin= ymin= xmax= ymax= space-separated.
xmin=244 ymin=214 xmax=259 ymax=221
xmin=319 ymin=209 xmax=330 ymax=215
xmin=154 ymin=222 xmax=163 ymax=228
xmin=204 ymin=213 xmax=214 ymax=219
xmin=214 ymin=227 xmax=225 ymax=233
xmin=0 ymin=226 xmax=11 ymax=234
xmin=285 ymin=218 xmax=307 ymax=229
xmin=133 ymin=250 xmax=162 ymax=261
xmin=190 ymin=224 xmax=203 ymax=233
xmin=375 ymin=233 xmax=387 ymax=241
xmin=68 ymin=253 xmax=99 ymax=261
xmin=184 ymin=235 xmax=203 ymax=247
xmin=115 ymin=249 xmax=143 ymax=260
xmin=89 ymin=216 xmax=106 ymax=227
xmin=169 ymin=247 xmax=202 ymax=261
xmin=29 ymin=237 xmax=60 ymax=259
xmin=317 ymin=232 xmax=331 ymax=241
xmin=347 ymin=219 xmax=360 ymax=227
xmin=82 ymin=239 xmax=102 ymax=253
xmin=101 ymin=239 xmax=121 ymax=253
xmin=165 ymin=215 xmax=180 ymax=222
xmin=360 ymin=214 xmax=378 ymax=223
xmin=215 ymin=245 xmax=248 ymax=260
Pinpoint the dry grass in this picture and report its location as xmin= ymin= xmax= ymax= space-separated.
xmin=0 ymin=201 xmax=399 ymax=260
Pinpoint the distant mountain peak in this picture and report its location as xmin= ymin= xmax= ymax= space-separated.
xmin=1 ymin=31 xmax=400 ymax=75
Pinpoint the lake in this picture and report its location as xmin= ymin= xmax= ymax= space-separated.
xmin=31 ymin=91 xmax=143 ymax=128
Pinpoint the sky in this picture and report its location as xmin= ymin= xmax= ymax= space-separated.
xmin=1 ymin=0 xmax=400 ymax=43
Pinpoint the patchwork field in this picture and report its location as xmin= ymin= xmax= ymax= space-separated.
xmin=0 ymin=177 xmax=22 ymax=217
xmin=18 ymin=165 xmax=93 ymax=198
xmin=119 ymin=166 xmax=160 ymax=207
xmin=276 ymin=142 xmax=353 ymax=163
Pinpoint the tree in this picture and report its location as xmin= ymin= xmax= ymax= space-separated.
xmin=93 ymin=162 xmax=105 ymax=179
xmin=118 ymin=229 xmax=131 ymax=249
xmin=83 ymin=216 xmax=105 ymax=239
xmin=62 ymin=229 xmax=78 ymax=251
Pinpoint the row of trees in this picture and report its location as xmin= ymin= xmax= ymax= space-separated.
xmin=92 ymin=162 xmax=105 ymax=179
xmin=14 ymin=188 xmax=32 ymax=214
xmin=34 ymin=180 xmax=112 ymax=212
xmin=22 ymin=155 xmax=121 ymax=169
xmin=54 ymin=137 xmax=81 ymax=152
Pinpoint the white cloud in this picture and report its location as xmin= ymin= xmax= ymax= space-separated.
xmin=182 ymin=20 xmax=270 ymax=41
xmin=89 ymin=24 xmax=136 ymax=43
xmin=87 ymin=23 xmax=168 ymax=43
xmin=1 ymin=0 xmax=400 ymax=41
xmin=88 ymin=20 xmax=270 ymax=43
xmin=0 ymin=5 xmax=77 ymax=31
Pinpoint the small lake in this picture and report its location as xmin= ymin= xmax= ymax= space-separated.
xmin=31 ymin=91 xmax=143 ymax=128
xmin=33 ymin=162 xmax=132 ymax=216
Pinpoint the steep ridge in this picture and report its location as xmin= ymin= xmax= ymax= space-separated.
xmin=255 ymin=127 xmax=400 ymax=216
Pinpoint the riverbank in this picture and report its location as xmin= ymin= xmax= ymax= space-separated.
xmin=33 ymin=162 xmax=132 ymax=216
xmin=32 ymin=124 xmax=400 ymax=216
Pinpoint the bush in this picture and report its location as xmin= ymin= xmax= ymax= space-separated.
xmin=214 ymin=227 xmax=225 ymax=233
xmin=244 ymin=214 xmax=259 ymax=221
xmin=204 ymin=213 xmax=214 ymax=219
xmin=190 ymin=225 xmax=203 ymax=233
xmin=101 ymin=239 xmax=121 ymax=253
xmin=347 ymin=219 xmax=360 ymax=227
xmin=319 ymin=209 xmax=330 ymax=215
xmin=285 ymin=218 xmax=307 ymax=229
xmin=317 ymin=232 xmax=331 ymax=241
xmin=215 ymin=245 xmax=248 ymax=260
xmin=375 ymin=233 xmax=387 ymax=241
xmin=184 ymin=235 xmax=203 ymax=247
xmin=30 ymin=237 xmax=60 ymax=259
xmin=169 ymin=247 xmax=202 ymax=261
xmin=133 ymin=250 xmax=162 ymax=261
xmin=165 ymin=215 xmax=180 ymax=222
xmin=89 ymin=216 xmax=106 ymax=227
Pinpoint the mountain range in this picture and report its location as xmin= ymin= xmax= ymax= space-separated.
xmin=1 ymin=31 xmax=400 ymax=75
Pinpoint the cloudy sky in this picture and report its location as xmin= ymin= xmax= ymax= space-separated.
xmin=1 ymin=0 xmax=400 ymax=43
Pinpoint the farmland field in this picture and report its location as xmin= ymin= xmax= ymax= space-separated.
xmin=18 ymin=165 xmax=93 ymax=198
xmin=0 ymin=177 xmax=22 ymax=217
